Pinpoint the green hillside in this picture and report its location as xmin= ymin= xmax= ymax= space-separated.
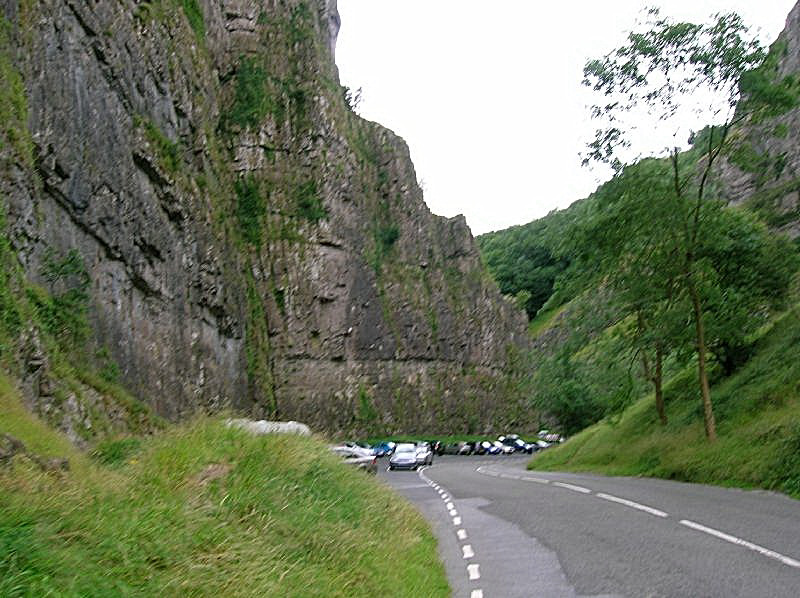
xmin=532 ymin=302 xmax=800 ymax=498
xmin=479 ymin=10 xmax=800 ymax=496
xmin=0 ymin=379 xmax=449 ymax=597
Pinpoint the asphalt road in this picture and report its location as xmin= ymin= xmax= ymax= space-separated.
xmin=378 ymin=454 xmax=800 ymax=598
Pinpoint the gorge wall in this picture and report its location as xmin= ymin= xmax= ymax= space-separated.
xmin=0 ymin=0 xmax=531 ymax=438
xmin=719 ymin=0 xmax=800 ymax=238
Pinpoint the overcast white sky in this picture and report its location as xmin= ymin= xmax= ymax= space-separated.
xmin=335 ymin=1 xmax=797 ymax=235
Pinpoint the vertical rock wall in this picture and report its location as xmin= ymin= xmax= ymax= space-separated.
xmin=1 ymin=0 xmax=531 ymax=436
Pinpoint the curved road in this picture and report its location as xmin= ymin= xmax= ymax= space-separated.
xmin=379 ymin=455 xmax=800 ymax=597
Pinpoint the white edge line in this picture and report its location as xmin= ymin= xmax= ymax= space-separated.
xmin=680 ymin=520 xmax=800 ymax=568
xmin=453 ymin=516 xmax=462 ymax=526
xmin=462 ymin=544 xmax=475 ymax=559
xmin=521 ymin=476 xmax=550 ymax=484
xmin=596 ymin=492 xmax=668 ymax=518
xmin=457 ymin=529 xmax=468 ymax=540
xmin=553 ymin=481 xmax=592 ymax=494
xmin=470 ymin=590 xmax=483 ymax=598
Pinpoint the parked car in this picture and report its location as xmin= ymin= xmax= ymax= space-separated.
xmin=471 ymin=441 xmax=487 ymax=455
xmin=481 ymin=440 xmax=500 ymax=455
xmin=457 ymin=441 xmax=473 ymax=455
xmin=330 ymin=446 xmax=378 ymax=474
xmin=372 ymin=441 xmax=395 ymax=457
xmin=442 ymin=442 xmax=462 ymax=455
xmin=344 ymin=441 xmax=376 ymax=456
xmin=500 ymin=434 xmax=536 ymax=454
xmin=493 ymin=440 xmax=515 ymax=455
xmin=415 ymin=442 xmax=434 ymax=466
xmin=389 ymin=443 xmax=419 ymax=470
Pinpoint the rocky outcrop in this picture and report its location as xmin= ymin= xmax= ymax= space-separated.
xmin=717 ymin=1 xmax=800 ymax=238
xmin=0 ymin=0 xmax=531 ymax=437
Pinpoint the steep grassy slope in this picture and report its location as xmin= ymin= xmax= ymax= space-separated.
xmin=0 ymin=378 xmax=449 ymax=597
xmin=531 ymin=303 xmax=800 ymax=498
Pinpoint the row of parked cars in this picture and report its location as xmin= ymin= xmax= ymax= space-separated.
xmin=330 ymin=432 xmax=564 ymax=473
xmin=433 ymin=434 xmax=558 ymax=456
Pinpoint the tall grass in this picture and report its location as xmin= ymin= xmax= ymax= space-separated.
xmin=0 ymin=379 xmax=449 ymax=597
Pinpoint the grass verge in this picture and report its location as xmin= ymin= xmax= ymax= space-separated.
xmin=530 ymin=306 xmax=800 ymax=499
xmin=0 ymin=376 xmax=449 ymax=597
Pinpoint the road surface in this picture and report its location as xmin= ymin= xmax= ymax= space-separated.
xmin=379 ymin=454 xmax=800 ymax=597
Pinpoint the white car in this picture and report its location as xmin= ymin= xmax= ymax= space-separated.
xmin=415 ymin=442 xmax=434 ymax=466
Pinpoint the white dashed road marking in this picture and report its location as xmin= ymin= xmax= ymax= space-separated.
xmin=680 ymin=520 xmax=800 ymax=568
xmin=521 ymin=475 xmax=550 ymax=484
xmin=419 ymin=467 xmax=482 ymax=596
xmin=473 ymin=465 xmax=800 ymax=571
xmin=553 ymin=481 xmax=592 ymax=494
xmin=597 ymin=492 xmax=669 ymax=518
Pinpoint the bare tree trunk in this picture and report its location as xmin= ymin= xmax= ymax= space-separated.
xmin=653 ymin=344 xmax=666 ymax=426
xmin=689 ymin=282 xmax=716 ymax=440
xmin=642 ymin=346 xmax=667 ymax=426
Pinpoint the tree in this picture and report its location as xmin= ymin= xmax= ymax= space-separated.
xmin=582 ymin=9 xmax=799 ymax=439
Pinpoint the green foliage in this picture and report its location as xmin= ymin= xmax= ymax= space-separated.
xmin=91 ymin=436 xmax=142 ymax=467
xmin=530 ymin=295 xmax=641 ymax=434
xmin=376 ymin=224 xmax=399 ymax=252
xmin=95 ymin=347 xmax=121 ymax=384
xmin=226 ymin=56 xmax=280 ymax=130
xmin=235 ymin=176 xmax=266 ymax=245
xmin=0 ymin=17 xmax=33 ymax=167
xmin=179 ymin=0 xmax=205 ymax=40
xmin=133 ymin=1 xmax=205 ymax=41
xmin=579 ymin=8 xmax=800 ymax=440
xmin=292 ymin=180 xmax=326 ymax=222
xmin=245 ymin=273 xmax=276 ymax=416
xmin=0 ymin=414 xmax=450 ymax=596
xmin=477 ymin=211 xmax=574 ymax=318
xmin=140 ymin=117 xmax=182 ymax=174
xmin=0 ymin=221 xmax=22 ymax=357
xmin=356 ymin=385 xmax=379 ymax=429
xmin=583 ymin=9 xmax=767 ymax=166
xmin=29 ymin=249 xmax=91 ymax=352
xmin=531 ymin=305 xmax=800 ymax=499
xmin=342 ymin=85 xmax=362 ymax=112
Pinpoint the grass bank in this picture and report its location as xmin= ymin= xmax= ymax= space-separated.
xmin=531 ymin=306 xmax=800 ymax=499
xmin=0 ymin=375 xmax=449 ymax=597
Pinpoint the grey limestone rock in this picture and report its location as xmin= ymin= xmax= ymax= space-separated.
xmin=1 ymin=0 xmax=531 ymax=437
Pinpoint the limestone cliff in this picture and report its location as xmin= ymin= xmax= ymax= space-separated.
xmin=0 ymin=0 xmax=531 ymax=437
xmin=718 ymin=0 xmax=800 ymax=238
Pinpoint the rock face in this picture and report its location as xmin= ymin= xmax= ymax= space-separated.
xmin=0 ymin=0 xmax=530 ymax=436
xmin=717 ymin=0 xmax=800 ymax=238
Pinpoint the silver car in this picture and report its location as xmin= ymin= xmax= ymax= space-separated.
xmin=415 ymin=442 xmax=434 ymax=466
xmin=388 ymin=443 xmax=419 ymax=470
